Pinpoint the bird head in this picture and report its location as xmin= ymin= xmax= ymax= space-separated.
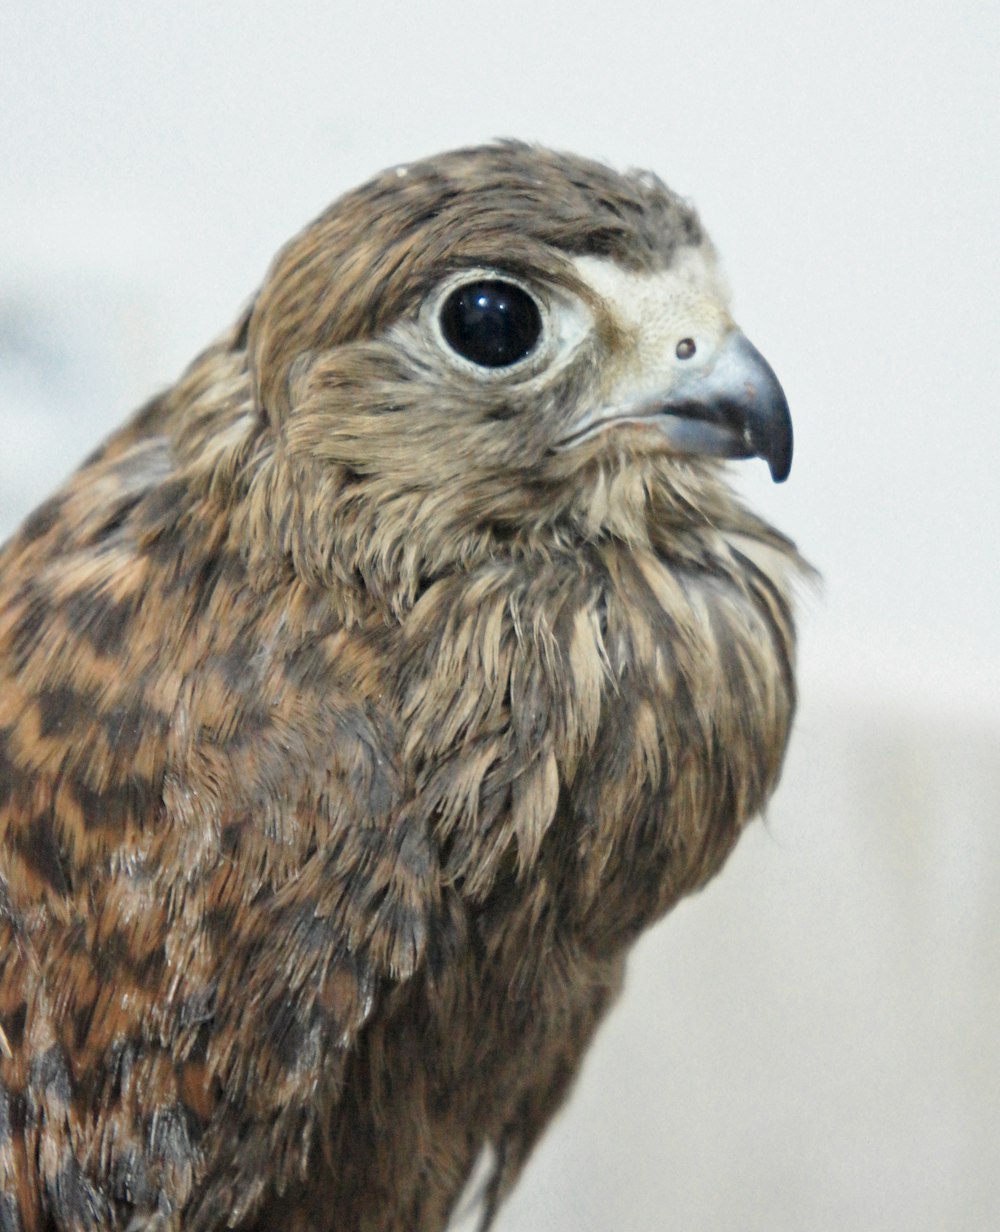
xmin=237 ymin=143 xmax=793 ymax=604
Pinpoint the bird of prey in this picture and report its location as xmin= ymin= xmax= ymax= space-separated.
xmin=0 ymin=142 xmax=806 ymax=1231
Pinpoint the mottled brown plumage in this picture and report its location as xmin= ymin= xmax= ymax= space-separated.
xmin=0 ymin=142 xmax=807 ymax=1230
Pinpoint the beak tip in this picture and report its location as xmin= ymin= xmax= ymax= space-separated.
xmin=768 ymin=446 xmax=792 ymax=483
xmin=764 ymin=401 xmax=793 ymax=482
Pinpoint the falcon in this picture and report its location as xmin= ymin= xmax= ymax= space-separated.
xmin=0 ymin=142 xmax=806 ymax=1230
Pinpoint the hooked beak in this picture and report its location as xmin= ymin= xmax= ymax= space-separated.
xmin=661 ymin=331 xmax=793 ymax=482
xmin=559 ymin=331 xmax=794 ymax=483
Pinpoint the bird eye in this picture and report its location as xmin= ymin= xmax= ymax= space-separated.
xmin=439 ymin=279 xmax=543 ymax=368
xmin=676 ymin=337 xmax=697 ymax=360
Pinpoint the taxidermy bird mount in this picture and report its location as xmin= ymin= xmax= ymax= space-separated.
xmin=0 ymin=142 xmax=807 ymax=1231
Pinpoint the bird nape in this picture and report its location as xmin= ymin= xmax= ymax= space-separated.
xmin=0 ymin=142 xmax=808 ymax=1231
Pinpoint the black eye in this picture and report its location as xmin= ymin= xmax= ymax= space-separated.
xmin=439 ymin=279 xmax=543 ymax=368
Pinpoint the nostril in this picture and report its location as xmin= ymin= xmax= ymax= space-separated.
xmin=675 ymin=338 xmax=697 ymax=360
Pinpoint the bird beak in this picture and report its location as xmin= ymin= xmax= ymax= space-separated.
xmin=559 ymin=330 xmax=794 ymax=483
xmin=655 ymin=331 xmax=793 ymax=482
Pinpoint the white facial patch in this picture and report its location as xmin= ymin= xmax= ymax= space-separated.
xmin=571 ymin=246 xmax=735 ymax=405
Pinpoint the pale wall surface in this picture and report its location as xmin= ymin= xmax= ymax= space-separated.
xmin=3 ymin=2 xmax=998 ymax=1227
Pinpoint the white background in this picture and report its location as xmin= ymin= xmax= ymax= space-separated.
xmin=3 ymin=3 xmax=998 ymax=1228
